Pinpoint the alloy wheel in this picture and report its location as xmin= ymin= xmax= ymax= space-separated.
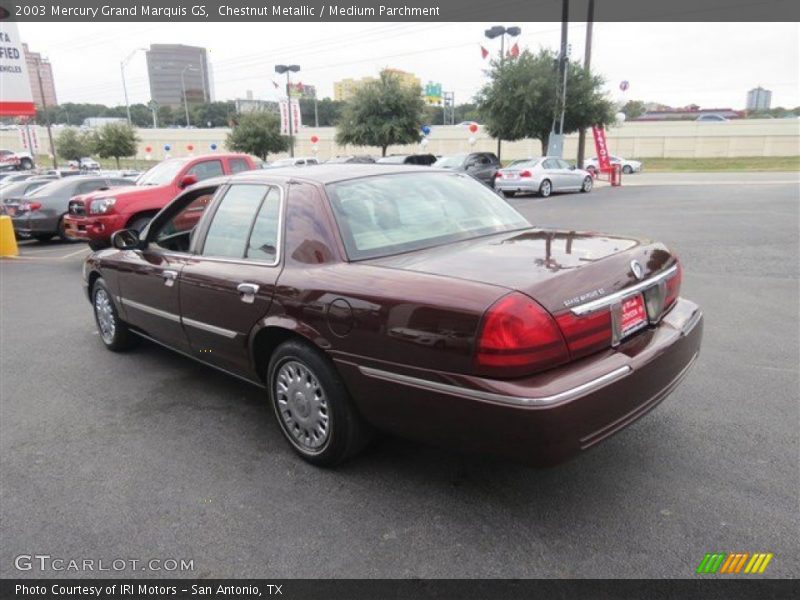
xmin=94 ymin=288 xmax=116 ymax=344
xmin=275 ymin=360 xmax=331 ymax=452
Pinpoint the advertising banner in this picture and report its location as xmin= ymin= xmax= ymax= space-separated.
xmin=0 ymin=22 xmax=36 ymax=116
xmin=279 ymin=99 xmax=302 ymax=135
xmin=591 ymin=125 xmax=612 ymax=172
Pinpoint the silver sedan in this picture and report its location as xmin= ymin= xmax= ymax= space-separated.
xmin=494 ymin=157 xmax=594 ymax=198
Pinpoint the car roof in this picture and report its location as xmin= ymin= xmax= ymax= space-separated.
xmin=215 ymin=164 xmax=444 ymax=186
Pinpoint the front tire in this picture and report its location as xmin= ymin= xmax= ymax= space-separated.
xmin=268 ymin=339 xmax=371 ymax=466
xmin=539 ymin=179 xmax=552 ymax=198
xmin=128 ymin=215 xmax=152 ymax=234
xmin=581 ymin=176 xmax=593 ymax=193
xmin=92 ymin=278 xmax=138 ymax=351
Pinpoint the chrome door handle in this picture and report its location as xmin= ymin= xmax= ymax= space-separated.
xmin=162 ymin=269 xmax=178 ymax=287
xmin=237 ymin=283 xmax=259 ymax=303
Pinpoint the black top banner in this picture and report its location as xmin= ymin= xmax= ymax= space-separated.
xmin=3 ymin=0 xmax=799 ymax=22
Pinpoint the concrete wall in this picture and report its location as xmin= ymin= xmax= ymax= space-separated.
xmin=3 ymin=118 xmax=798 ymax=162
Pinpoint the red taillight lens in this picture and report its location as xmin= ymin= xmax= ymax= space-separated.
xmin=555 ymin=309 xmax=613 ymax=360
xmin=475 ymin=292 xmax=569 ymax=377
xmin=519 ymin=170 xmax=532 ymax=178
xmin=22 ymin=202 xmax=42 ymax=212
xmin=665 ymin=261 xmax=682 ymax=308
xmin=495 ymin=171 xmax=503 ymax=178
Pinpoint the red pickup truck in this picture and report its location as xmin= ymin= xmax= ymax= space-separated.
xmin=64 ymin=153 xmax=256 ymax=249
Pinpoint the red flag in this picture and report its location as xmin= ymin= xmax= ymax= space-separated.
xmin=480 ymin=45 xmax=489 ymax=59
xmin=508 ymin=42 xmax=520 ymax=58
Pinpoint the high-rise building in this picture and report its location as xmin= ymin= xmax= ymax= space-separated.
xmin=23 ymin=44 xmax=57 ymax=108
xmin=334 ymin=69 xmax=421 ymax=101
xmin=146 ymin=44 xmax=213 ymax=109
xmin=746 ymin=87 xmax=772 ymax=111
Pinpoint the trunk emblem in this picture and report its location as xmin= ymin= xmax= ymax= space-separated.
xmin=630 ymin=260 xmax=644 ymax=280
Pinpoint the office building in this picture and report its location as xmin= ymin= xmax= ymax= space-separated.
xmin=146 ymin=44 xmax=212 ymax=109
xmin=746 ymin=87 xmax=772 ymax=111
xmin=334 ymin=69 xmax=421 ymax=101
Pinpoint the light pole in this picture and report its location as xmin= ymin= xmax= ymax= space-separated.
xmin=484 ymin=25 xmax=521 ymax=160
xmin=275 ymin=64 xmax=300 ymax=157
xmin=121 ymin=48 xmax=146 ymax=126
xmin=33 ymin=65 xmax=57 ymax=168
xmin=181 ymin=65 xmax=199 ymax=127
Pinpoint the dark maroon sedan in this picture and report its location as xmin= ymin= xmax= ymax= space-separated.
xmin=82 ymin=165 xmax=703 ymax=466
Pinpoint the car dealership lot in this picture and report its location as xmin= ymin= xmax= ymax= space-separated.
xmin=1 ymin=172 xmax=797 ymax=578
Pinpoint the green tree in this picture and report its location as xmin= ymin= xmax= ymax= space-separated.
xmin=621 ymin=99 xmax=647 ymax=120
xmin=476 ymin=49 xmax=615 ymax=154
xmin=226 ymin=111 xmax=288 ymax=161
xmin=299 ymin=97 xmax=344 ymax=127
xmin=335 ymin=71 xmax=425 ymax=156
xmin=191 ymin=101 xmax=237 ymax=128
xmin=157 ymin=105 xmax=176 ymax=127
xmin=92 ymin=122 xmax=139 ymax=168
xmin=54 ymin=127 xmax=94 ymax=163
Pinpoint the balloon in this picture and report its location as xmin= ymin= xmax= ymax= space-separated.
xmin=468 ymin=136 xmax=477 ymax=146
xmin=421 ymin=125 xmax=431 ymax=136
xmin=187 ymin=144 xmax=194 ymax=152
xmin=420 ymin=138 xmax=429 ymax=147
xmin=468 ymin=123 xmax=478 ymax=133
xmin=210 ymin=143 xmax=218 ymax=151
xmin=144 ymin=145 xmax=152 ymax=153
xmin=619 ymin=80 xmax=630 ymax=92
xmin=310 ymin=135 xmax=319 ymax=144
xmin=164 ymin=144 xmax=171 ymax=152
xmin=615 ymin=112 xmax=627 ymax=124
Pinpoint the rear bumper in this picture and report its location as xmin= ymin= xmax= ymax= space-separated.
xmin=62 ymin=214 xmax=126 ymax=243
xmin=11 ymin=213 xmax=59 ymax=236
xmin=494 ymin=178 xmax=542 ymax=193
xmin=335 ymin=298 xmax=703 ymax=466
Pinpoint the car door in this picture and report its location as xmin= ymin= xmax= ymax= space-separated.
xmin=179 ymin=183 xmax=283 ymax=376
xmin=541 ymin=159 xmax=565 ymax=190
xmin=557 ymin=159 xmax=583 ymax=189
xmin=468 ymin=154 xmax=494 ymax=184
xmin=113 ymin=190 xmax=217 ymax=353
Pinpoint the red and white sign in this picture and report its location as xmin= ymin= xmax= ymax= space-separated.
xmin=621 ymin=294 xmax=647 ymax=335
xmin=19 ymin=125 xmax=40 ymax=152
xmin=279 ymin=99 xmax=302 ymax=136
xmin=592 ymin=125 xmax=612 ymax=173
xmin=0 ymin=22 xmax=36 ymax=117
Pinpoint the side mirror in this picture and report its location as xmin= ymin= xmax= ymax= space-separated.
xmin=178 ymin=174 xmax=198 ymax=189
xmin=111 ymin=228 xmax=141 ymax=250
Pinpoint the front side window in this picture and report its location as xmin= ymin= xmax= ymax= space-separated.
xmin=202 ymin=184 xmax=269 ymax=259
xmin=153 ymin=192 xmax=214 ymax=252
xmin=187 ymin=160 xmax=224 ymax=182
xmin=327 ymin=173 xmax=530 ymax=260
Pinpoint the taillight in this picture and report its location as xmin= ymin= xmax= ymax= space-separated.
xmin=21 ymin=202 xmax=42 ymax=212
xmin=555 ymin=309 xmax=613 ymax=360
xmin=475 ymin=292 xmax=569 ymax=378
xmin=665 ymin=261 xmax=682 ymax=308
xmin=519 ymin=170 xmax=532 ymax=178
xmin=496 ymin=171 xmax=503 ymax=178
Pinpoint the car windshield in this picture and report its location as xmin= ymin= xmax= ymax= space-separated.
xmin=136 ymin=159 xmax=188 ymax=186
xmin=434 ymin=154 xmax=467 ymax=168
xmin=327 ymin=172 xmax=530 ymax=260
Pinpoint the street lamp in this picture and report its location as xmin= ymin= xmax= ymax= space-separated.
xmin=275 ymin=64 xmax=300 ymax=157
xmin=121 ymin=48 xmax=147 ymax=126
xmin=484 ymin=25 xmax=521 ymax=160
xmin=181 ymin=65 xmax=200 ymax=128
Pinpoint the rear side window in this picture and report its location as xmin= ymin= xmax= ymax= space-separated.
xmin=246 ymin=187 xmax=281 ymax=262
xmin=76 ymin=180 xmax=108 ymax=194
xmin=229 ymin=158 xmax=251 ymax=174
xmin=187 ymin=160 xmax=224 ymax=182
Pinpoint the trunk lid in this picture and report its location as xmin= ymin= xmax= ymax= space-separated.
xmin=366 ymin=228 xmax=676 ymax=315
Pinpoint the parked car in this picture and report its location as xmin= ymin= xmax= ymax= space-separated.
xmin=325 ymin=155 xmax=376 ymax=164
xmin=267 ymin=157 xmax=320 ymax=168
xmin=63 ymin=153 xmax=257 ymax=250
xmin=696 ymin=114 xmax=727 ymax=122
xmin=584 ymin=155 xmax=643 ymax=175
xmin=495 ymin=157 xmax=594 ymax=197
xmin=434 ymin=152 xmax=501 ymax=186
xmin=376 ymin=154 xmax=437 ymax=166
xmin=0 ymin=149 xmax=34 ymax=170
xmin=82 ymin=164 xmax=702 ymax=467
xmin=68 ymin=157 xmax=101 ymax=171
xmin=0 ymin=179 xmax=53 ymax=204
xmin=6 ymin=175 xmax=132 ymax=242
xmin=0 ymin=172 xmax=33 ymax=186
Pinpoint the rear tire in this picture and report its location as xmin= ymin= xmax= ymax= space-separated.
xmin=33 ymin=233 xmax=54 ymax=242
xmin=539 ymin=179 xmax=552 ymax=198
xmin=19 ymin=158 xmax=33 ymax=170
xmin=622 ymin=165 xmax=633 ymax=175
xmin=92 ymin=278 xmax=138 ymax=351
xmin=56 ymin=215 xmax=74 ymax=242
xmin=581 ymin=176 xmax=593 ymax=193
xmin=268 ymin=339 xmax=372 ymax=467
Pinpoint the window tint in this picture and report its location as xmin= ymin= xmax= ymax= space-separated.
xmin=202 ymin=184 xmax=268 ymax=258
xmin=229 ymin=158 xmax=251 ymax=174
xmin=154 ymin=193 xmax=214 ymax=250
xmin=187 ymin=160 xmax=224 ymax=182
xmin=246 ymin=187 xmax=281 ymax=261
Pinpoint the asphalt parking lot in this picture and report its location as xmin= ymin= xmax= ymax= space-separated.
xmin=1 ymin=172 xmax=797 ymax=579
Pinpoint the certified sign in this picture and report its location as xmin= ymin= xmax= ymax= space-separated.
xmin=0 ymin=22 xmax=36 ymax=116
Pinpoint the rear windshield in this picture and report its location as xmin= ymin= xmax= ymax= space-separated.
xmin=326 ymin=172 xmax=530 ymax=260
xmin=434 ymin=154 xmax=467 ymax=168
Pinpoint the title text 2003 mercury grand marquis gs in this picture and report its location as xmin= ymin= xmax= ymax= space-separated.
xmin=82 ymin=165 xmax=703 ymax=467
